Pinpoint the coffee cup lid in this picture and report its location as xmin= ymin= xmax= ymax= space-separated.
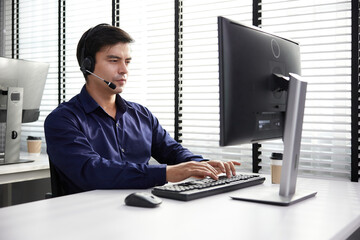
xmin=27 ymin=136 xmax=42 ymax=140
xmin=270 ymin=152 xmax=283 ymax=160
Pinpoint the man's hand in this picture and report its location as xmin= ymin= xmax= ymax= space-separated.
xmin=207 ymin=160 xmax=241 ymax=178
xmin=166 ymin=160 xmax=241 ymax=183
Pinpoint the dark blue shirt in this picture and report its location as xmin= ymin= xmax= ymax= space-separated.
xmin=44 ymin=86 xmax=203 ymax=194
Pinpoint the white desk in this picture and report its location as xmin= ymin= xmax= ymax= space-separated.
xmin=0 ymin=176 xmax=359 ymax=240
xmin=0 ymin=153 xmax=50 ymax=185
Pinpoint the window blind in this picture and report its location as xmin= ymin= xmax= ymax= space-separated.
xmin=3 ymin=0 xmax=112 ymax=152
xmin=0 ymin=1 xmax=13 ymax=153
xmin=257 ymin=0 xmax=353 ymax=180
xmin=3 ymin=0 xmax=16 ymax=58
xmin=178 ymin=0 xmax=355 ymax=180
xmin=179 ymin=0 xmax=254 ymax=172
xmin=63 ymin=1 xmax=112 ymax=101
xmin=3 ymin=0 xmax=59 ymax=153
xmin=118 ymin=0 xmax=176 ymax=135
xmin=357 ymin=1 xmax=360 ymax=180
xmin=2 ymin=0 xmax=356 ymax=180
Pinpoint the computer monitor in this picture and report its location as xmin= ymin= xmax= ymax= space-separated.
xmin=0 ymin=57 xmax=49 ymax=164
xmin=0 ymin=57 xmax=49 ymax=123
xmin=218 ymin=17 xmax=301 ymax=146
xmin=218 ymin=16 xmax=316 ymax=205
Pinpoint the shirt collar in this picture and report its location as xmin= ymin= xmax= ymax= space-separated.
xmin=115 ymin=93 xmax=128 ymax=115
xmin=79 ymin=85 xmax=128 ymax=115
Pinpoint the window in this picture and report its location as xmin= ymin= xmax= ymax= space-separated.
xmin=179 ymin=0 xmax=255 ymax=172
xmin=2 ymin=0 xmax=112 ymax=153
xmin=2 ymin=0 xmax=358 ymax=181
xmin=118 ymin=0 xmax=176 ymax=135
xmin=3 ymin=0 xmax=58 ymax=152
xmin=259 ymin=0 xmax=353 ymax=180
xmin=177 ymin=0 xmax=357 ymax=180
xmin=63 ymin=1 xmax=112 ymax=101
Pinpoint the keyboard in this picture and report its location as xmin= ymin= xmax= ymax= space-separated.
xmin=152 ymin=174 xmax=265 ymax=201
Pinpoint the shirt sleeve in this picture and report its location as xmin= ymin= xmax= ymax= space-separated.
xmin=148 ymin=109 xmax=205 ymax=165
xmin=44 ymin=109 xmax=167 ymax=193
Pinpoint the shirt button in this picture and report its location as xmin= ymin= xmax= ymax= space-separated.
xmin=121 ymin=148 xmax=125 ymax=153
xmin=116 ymin=123 xmax=120 ymax=128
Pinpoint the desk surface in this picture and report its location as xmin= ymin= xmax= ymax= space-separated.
xmin=0 ymin=176 xmax=359 ymax=240
xmin=0 ymin=153 xmax=49 ymax=184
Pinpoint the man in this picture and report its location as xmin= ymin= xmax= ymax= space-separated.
xmin=44 ymin=24 xmax=240 ymax=195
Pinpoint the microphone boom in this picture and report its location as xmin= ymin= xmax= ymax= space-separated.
xmin=83 ymin=69 xmax=117 ymax=90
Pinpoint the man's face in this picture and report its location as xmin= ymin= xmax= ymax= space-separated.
xmin=92 ymin=42 xmax=132 ymax=94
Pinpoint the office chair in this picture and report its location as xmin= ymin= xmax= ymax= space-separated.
xmin=46 ymin=160 xmax=66 ymax=198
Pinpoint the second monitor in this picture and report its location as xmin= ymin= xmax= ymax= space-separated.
xmin=0 ymin=57 xmax=49 ymax=164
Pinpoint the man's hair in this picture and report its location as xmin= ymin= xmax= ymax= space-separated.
xmin=76 ymin=24 xmax=134 ymax=76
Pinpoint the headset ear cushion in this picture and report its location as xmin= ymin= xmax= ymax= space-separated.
xmin=80 ymin=56 xmax=94 ymax=74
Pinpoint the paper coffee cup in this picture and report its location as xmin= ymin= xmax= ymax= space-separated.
xmin=270 ymin=153 xmax=282 ymax=184
xmin=27 ymin=136 xmax=42 ymax=155
xmin=271 ymin=161 xmax=282 ymax=184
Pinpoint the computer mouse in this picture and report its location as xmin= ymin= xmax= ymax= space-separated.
xmin=124 ymin=192 xmax=162 ymax=208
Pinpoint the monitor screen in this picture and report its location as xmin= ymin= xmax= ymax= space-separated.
xmin=218 ymin=16 xmax=301 ymax=146
xmin=0 ymin=57 xmax=49 ymax=123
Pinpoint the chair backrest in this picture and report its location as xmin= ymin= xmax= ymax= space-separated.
xmin=49 ymin=160 xmax=66 ymax=197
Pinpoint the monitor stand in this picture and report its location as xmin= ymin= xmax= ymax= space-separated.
xmin=231 ymin=73 xmax=317 ymax=206
xmin=0 ymin=156 xmax=35 ymax=165
xmin=0 ymin=87 xmax=32 ymax=165
xmin=231 ymin=184 xmax=317 ymax=206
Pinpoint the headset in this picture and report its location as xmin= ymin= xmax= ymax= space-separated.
xmin=79 ymin=23 xmax=116 ymax=89
xmin=79 ymin=23 xmax=110 ymax=75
